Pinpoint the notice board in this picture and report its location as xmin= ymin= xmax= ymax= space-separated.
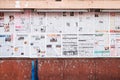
xmin=0 ymin=11 xmax=120 ymax=58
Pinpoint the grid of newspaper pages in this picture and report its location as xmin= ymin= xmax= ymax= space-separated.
xmin=0 ymin=11 xmax=120 ymax=58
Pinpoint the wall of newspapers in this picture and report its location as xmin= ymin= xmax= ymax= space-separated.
xmin=0 ymin=10 xmax=120 ymax=58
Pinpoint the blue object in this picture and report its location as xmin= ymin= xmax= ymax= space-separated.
xmin=32 ymin=60 xmax=35 ymax=80
xmin=35 ymin=59 xmax=39 ymax=80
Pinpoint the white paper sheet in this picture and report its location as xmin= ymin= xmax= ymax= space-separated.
xmin=14 ymin=10 xmax=31 ymax=33
xmin=31 ymin=12 xmax=46 ymax=33
xmin=62 ymin=12 xmax=78 ymax=33
xmin=14 ymin=34 xmax=30 ymax=57
xmin=110 ymin=13 xmax=120 ymax=33
xmin=0 ymin=34 xmax=14 ymax=57
xmin=30 ymin=34 xmax=46 ymax=57
xmin=94 ymin=34 xmax=110 ymax=57
xmin=62 ymin=34 xmax=78 ymax=57
xmin=110 ymin=34 xmax=120 ymax=56
xmin=94 ymin=12 xmax=109 ymax=34
xmin=0 ymin=12 xmax=4 ymax=32
xmin=46 ymin=12 xmax=63 ymax=33
xmin=78 ymin=34 xmax=94 ymax=57
xmin=46 ymin=34 xmax=61 ymax=57
xmin=78 ymin=12 xmax=95 ymax=34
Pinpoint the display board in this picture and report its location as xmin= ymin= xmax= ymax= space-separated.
xmin=0 ymin=11 xmax=120 ymax=58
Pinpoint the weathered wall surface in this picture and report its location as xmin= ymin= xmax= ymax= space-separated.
xmin=0 ymin=0 xmax=120 ymax=9
xmin=0 ymin=59 xmax=31 ymax=80
xmin=0 ymin=58 xmax=120 ymax=80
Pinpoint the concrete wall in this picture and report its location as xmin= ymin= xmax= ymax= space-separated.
xmin=0 ymin=58 xmax=120 ymax=80
xmin=0 ymin=0 xmax=120 ymax=9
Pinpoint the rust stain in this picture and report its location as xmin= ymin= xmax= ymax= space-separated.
xmin=0 ymin=60 xmax=31 ymax=80
xmin=0 ymin=58 xmax=120 ymax=80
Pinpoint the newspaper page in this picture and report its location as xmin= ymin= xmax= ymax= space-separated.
xmin=46 ymin=34 xmax=61 ymax=57
xmin=110 ymin=34 xmax=120 ymax=56
xmin=31 ymin=12 xmax=46 ymax=33
xmin=14 ymin=34 xmax=30 ymax=57
xmin=78 ymin=12 xmax=95 ymax=34
xmin=30 ymin=34 xmax=46 ymax=57
xmin=62 ymin=34 xmax=78 ymax=57
xmin=78 ymin=34 xmax=94 ymax=57
xmin=94 ymin=34 xmax=110 ymax=57
xmin=14 ymin=10 xmax=31 ymax=33
xmin=110 ymin=13 xmax=120 ymax=33
xmin=94 ymin=12 xmax=109 ymax=34
xmin=0 ymin=34 xmax=14 ymax=57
